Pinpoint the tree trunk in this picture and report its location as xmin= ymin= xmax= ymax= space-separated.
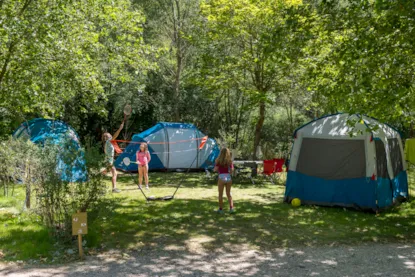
xmin=3 ymin=179 xmax=8 ymax=197
xmin=0 ymin=42 xmax=15 ymax=88
xmin=25 ymin=161 xmax=30 ymax=209
xmin=173 ymin=54 xmax=182 ymax=121
xmin=253 ymin=101 xmax=266 ymax=160
xmin=234 ymin=92 xmax=245 ymax=149
xmin=172 ymin=0 xmax=182 ymax=122
xmin=288 ymin=98 xmax=294 ymax=131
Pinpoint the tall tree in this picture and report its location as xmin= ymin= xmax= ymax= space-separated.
xmin=135 ymin=0 xmax=200 ymax=122
xmin=304 ymin=0 xmax=415 ymax=126
xmin=198 ymin=0 xmax=305 ymax=158
xmin=0 ymin=0 xmax=151 ymax=137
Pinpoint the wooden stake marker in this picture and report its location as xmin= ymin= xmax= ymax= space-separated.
xmin=72 ymin=211 xmax=88 ymax=259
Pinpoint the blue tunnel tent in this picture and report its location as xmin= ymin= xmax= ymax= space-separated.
xmin=115 ymin=122 xmax=220 ymax=171
xmin=13 ymin=118 xmax=87 ymax=182
xmin=285 ymin=113 xmax=409 ymax=211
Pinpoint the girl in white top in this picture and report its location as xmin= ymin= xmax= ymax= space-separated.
xmin=102 ymin=122 xmax=124 ymax=193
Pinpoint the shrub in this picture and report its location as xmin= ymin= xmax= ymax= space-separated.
xmin=0 ymin=136 xmax=107 ymax=241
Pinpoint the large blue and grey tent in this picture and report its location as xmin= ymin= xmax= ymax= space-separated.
xmin=115 ymin=122 xmax=219 ymax=171
xmin=285 ymin=113 xmax=409 ymax=211
xmin=13 ymin=118 xmax=87 ymax=182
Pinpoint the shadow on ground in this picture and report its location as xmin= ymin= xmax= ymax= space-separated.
xmin=1 ymin=243 xmax=414 ymax=276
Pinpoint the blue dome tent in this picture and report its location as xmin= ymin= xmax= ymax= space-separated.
xmin=115 ymin=122 xmax=219 ymax=171
xmin=13 ymin=118 xmax=87 ymax=182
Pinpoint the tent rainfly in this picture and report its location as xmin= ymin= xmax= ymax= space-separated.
xmin=115 ymin=122 xmax=219 ymax=171
xmin=13 ymin=118 xmax=87 ymax=182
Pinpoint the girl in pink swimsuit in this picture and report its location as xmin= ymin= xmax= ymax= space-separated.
xmin=136 ymin=143 xmax=151 ymax=190
xmin=214 ymin=148 xmax=235 ymax=213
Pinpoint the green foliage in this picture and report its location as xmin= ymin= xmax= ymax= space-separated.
xmin=3 ymin=0 xmax=414 ymax=164
xmin=0 ymin=0 xmax=153 ymax=137
xmin=0 ymin=137 xmax=39 ymax=197
xmin=195 ymin=0 xmax=311 ymax=158
xmin=134 ymin=0 xmax=204 ymax=123
xmin=34 ymin=140 xmax=106 ymax=241
xmin=303 ymin=0 xmax=415 ymax=126
xmin=0 ymin=137 xmax=106 ymax=241
xmin=261 ymin=108 xmax=309 ymax=159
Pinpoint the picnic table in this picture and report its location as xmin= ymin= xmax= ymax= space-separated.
xmin=205 ymin=160 xmax=286 ymax=185
xmin=232 ymin=160 xmax=263 ymax=182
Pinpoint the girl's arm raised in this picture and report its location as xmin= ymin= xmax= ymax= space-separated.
xmin=112 ymin=122 xmax=124 ymax=140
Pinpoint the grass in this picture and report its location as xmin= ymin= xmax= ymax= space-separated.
xmin=0 ymin=187 xmax=53 ymax=262
xmin=1 ymin=169 xmax=415 ymax=263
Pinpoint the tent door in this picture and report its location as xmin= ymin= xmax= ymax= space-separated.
xmin=375 ymin=139 xmax=393 ymax=208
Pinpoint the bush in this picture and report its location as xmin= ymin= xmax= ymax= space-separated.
xmin=0 ymin=137 xmax=40 ymax=199
xmin=0 ymin=136 xmax=107 ymax=242
xmin=260 ymin=108 xmax=310 ymax=159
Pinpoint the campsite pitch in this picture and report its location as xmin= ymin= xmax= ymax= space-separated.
xmin=0 ymin=170 xmax=414 ymax=263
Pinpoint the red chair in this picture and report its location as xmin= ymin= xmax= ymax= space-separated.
xmin=273 ymin=158 xmax=285 ymax=173
xmin=274 ymin=158 xmax=287 ymax=183
xmin=263 ymin=160 xmax=276 ymax=174
xmin=263 ymin=160 xmax=277 ymax=184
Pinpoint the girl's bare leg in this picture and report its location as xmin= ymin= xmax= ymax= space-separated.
xmin=144 ymin=164 xmax=149 ymax=188
xmin=111 ymin=166 xmax=117 ymax=189
xmin=138 ymin=166 xmax=144 ymax=188
xmin=225 ymin=181 xmax=233 ymax=209
xmin=218 ymin=179 xmax=225 ymax=210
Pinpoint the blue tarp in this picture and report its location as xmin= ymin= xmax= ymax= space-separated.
xmin=13 ymin=118 xmax=87 ymax=182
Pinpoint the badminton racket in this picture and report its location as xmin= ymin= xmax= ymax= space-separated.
xmin=123 ymin=157 xmax=138 ymax=166
xmin=123 ymin=104 xmax=132 ymax=123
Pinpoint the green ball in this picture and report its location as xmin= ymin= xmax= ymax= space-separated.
xmin=291 ymin=198 xmax=301 ymax=207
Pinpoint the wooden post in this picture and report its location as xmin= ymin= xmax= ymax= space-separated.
xmin=77 ymin=210 xmax=83 ymax=259
xmin=78 ymin=233 xmax=84 ymax=259
xmin=73 ymin=210 xmax=87 ymax=260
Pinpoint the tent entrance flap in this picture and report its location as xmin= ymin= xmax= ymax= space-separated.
xmin=388 ymin=138 xmax=404 ymax=177
xmin=296 ymin=138 xmax=366 ymax=180
xmin=375 ymin=140 xmax=388 ymax=178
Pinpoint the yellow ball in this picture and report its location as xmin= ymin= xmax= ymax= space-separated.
xmin=291 ymin=198 xmax=301 ymax=207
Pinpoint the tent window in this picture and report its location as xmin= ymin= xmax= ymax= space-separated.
xmin=296 ymin=138 xmax=366 ymax=180
xmin=375 ymin=140 xmax=388 ymax=178
xmin=388 ymin=138 xmax=403 ymax=177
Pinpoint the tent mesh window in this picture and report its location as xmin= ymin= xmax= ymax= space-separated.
xmin=146 ymin=128 xmax=168 ymax=167
xmin=166 ymin=127 xmax=198 ymax=169
xmin=296 ymin=138 xmax=366 ymax=180
xmin=375 ymin=140 xmax=388 ymax=178
xmin=388 ymin=138 xmax=404 ymax=177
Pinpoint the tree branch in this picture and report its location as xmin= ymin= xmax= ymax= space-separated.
xmin=0 ymin=41 xmax=16 ymax=87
